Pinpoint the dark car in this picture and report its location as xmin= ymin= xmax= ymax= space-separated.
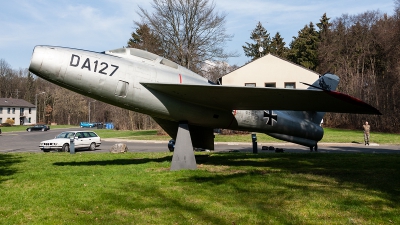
xmin=168 ymin=139 xmax=175 ymax=152
xmin=26 ymin=124 xmax=50 ymax=132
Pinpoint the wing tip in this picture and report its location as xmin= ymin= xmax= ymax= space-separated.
xmin=327 ymin=91 xmax=382 ymax=115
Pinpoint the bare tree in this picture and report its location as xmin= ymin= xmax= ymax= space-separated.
xmin=137 ymin=0 xmax=236 ymax=73
xmin=52 ymin=86 xmax=87 ymax=125
xmin=202 ymin=60 xmax=237 ymax=83
xmin=0 ymin=59 xmax=13 ymax=98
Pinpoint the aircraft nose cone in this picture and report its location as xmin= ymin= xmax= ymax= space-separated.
xmin=29 ymin=45 xmax=46 ymax=74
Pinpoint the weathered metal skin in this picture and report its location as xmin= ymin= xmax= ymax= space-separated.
xmin=29 ymin=45 xmax=343 ymax=148
xmin=29 ymin=46 xmax=235 ymax=130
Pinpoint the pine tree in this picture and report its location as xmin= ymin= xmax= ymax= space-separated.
xmin=270 ymin=32 xmax=288 ymax=58
xmin=288 ymin=22 xmax=320 ymax=70
xmin=316 ymin=13 xmax=333 ymax=74
xmin=242 ymin=22 xmax=271 ymax=61
xmin=316 ymin=13 xmax=331 ymax=35
xmin=127 ymin=23 xmax=164 ymax=56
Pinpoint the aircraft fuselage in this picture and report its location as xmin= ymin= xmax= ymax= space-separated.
xmin=29 ymin=46 xmax=323 ymax=148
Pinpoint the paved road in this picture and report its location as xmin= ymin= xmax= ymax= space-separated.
xmin=1 ymin=128 xmax=400 ymax=154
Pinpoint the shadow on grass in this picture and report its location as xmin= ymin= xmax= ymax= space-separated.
xmin=95 ymin=153 xmax=400 ymax=224
xmin=98 ymin=181 xmax=243 ymax=224
xmin=194 ymin=153 xmax=400 ymax=204
xmin=0 ymin=154 xmax=23 ymax=183
xmin=53 ymin=155 xmax=172 ymax=166
xmin=52 ymin=151 xmax=400 ymax=217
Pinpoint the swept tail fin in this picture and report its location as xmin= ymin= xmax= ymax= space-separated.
xmin=303 ymin=73 xmax=339 ymax=91
xmin=294 ymin=74 xmax=340 ymax=124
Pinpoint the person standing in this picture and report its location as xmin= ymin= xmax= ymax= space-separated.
xmin=363 ymin=121 xmax=371 ymax=145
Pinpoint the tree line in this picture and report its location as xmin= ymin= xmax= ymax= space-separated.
xmin=1 ymin=0 xmax=399 ymax=132
xmin=0 ymin=60 xmax=158 ymax=131
xmin=243 ymin=5 xmax=400 ymax=132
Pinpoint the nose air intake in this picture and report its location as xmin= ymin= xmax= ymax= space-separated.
xmin=29 ymin=46 xmax=46 ymax=75
xmin=29 ymin=46 xmax=65 ymax=80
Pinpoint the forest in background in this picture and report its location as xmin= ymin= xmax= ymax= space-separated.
xmin=1 ymin=1 xmax=400 ymax=132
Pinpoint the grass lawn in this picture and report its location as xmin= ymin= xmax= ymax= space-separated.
xmin=320 ymin=128 xmax=400 ymax=144
xmin=2 ymin=126 xmax=400 ymax=144
xmin=1 ymin=126 xmax=399 ymax=223
xmin=0 ymin=152 xmax=399 ymax=224
xmin=92 ymin=128 xmax=400 ymax=144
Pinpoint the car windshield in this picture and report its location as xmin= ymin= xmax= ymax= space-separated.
xmin=55 ymin=132 xmax=75 ymax=139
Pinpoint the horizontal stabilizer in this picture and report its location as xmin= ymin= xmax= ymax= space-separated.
xmin=141 ymin=83 xmax=381 ymax=115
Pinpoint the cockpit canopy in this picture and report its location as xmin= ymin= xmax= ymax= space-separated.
xmin=105 ymin=47 xmax=210 ymax=83
xmin=106 ymin=48 xmax=178 ymax=69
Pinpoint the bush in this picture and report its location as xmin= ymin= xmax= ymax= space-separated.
xmin=0 ymin=123 xmax=12 ymax=127
xmin=5 ymin=119 xmax=15 ymax=126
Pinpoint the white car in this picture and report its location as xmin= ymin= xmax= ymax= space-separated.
xmin=39 ymin=131 xmax=101 ymax=152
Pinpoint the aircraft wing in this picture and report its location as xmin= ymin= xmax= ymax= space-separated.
xmin=141 ymin=83 xmax=381 ymax=115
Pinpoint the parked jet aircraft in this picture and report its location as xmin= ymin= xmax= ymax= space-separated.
xmin=29 ymin=46 xmax=380 ymax=170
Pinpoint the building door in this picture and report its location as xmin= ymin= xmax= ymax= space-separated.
xmin=20 ymin=108 xmax=25 ymax=125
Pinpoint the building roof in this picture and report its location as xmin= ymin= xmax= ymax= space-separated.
xmin=225 ymin=53 xmax=320 ymax=77
xmin=0 ymin=98 xmax=35 ymax=107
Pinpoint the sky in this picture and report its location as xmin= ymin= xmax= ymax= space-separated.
xmin=0 ymin=0 xmax=396 ymax=70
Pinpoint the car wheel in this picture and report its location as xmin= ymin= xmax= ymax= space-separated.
xmin=89 ymin=142 xmax=96 ymax=151
xmin=27 ymin=128 xmax=31 ymax=132
xmin=62 ymin=143 xmax=70 ymax=152
xmin=41 ymin=128 xmax=45 ymax=131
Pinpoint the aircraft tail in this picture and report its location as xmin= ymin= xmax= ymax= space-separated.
xmin=305 ymin=73 xmax=339 ymax=92
xmin=295 ymin=73 xmax=340 ymax=125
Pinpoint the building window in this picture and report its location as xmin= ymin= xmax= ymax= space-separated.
xmin=7 ymin=108 xmax=10 ymax=114
xmin=284 ymin=82 xmax=296 ymax=89
xmin=0 ymin=107 xmax=2 ymax=114
xmin=28 ymin=117 xmax=31 ymax=123
xmin=0 ymin=118 xmax=2 ymax=123
xmin=265 ymin=83 xmax=276 ymax=88
xmin=12 ymin=108 xmax=15 ymax=114
xmin=29 ymin=108 xmax=32 ymax=114
xmin=245 ymin=83 xmax=256 ymax=87
xmin=12 ymin=118 xmax=15 ymax=122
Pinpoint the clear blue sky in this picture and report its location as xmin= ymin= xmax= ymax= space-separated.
xmin=0 ymin=0 xmax=395 ymax=70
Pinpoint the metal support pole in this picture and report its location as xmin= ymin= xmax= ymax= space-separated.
xmin=252 ymin=133 xmax=258 ymax=154
xmin=70 ymin=138 xmax=75 ymax=154
xmin=35 ymin=92 xmax=45 ymax=124
xmin=89 ymin=100 xmax=96 ymax=123
xmin=170 ymin=122 xmax=197 ymax=170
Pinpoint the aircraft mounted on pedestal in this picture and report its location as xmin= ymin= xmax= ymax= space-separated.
xmin=29 ymin=46 xmax=381 ymax=170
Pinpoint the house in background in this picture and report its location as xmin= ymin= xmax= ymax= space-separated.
xmin=221 ymin=53 xmax=320 ymax=89
xmin=0 ymin=98 xmax=36 ymax=125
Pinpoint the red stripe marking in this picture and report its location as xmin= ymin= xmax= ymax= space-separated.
xmin=325 ymin=90 xmax=381 ymax=114
xmin=179 ymin=74 xmax=182 ymax=83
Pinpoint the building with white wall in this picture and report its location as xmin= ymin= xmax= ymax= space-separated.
xmin=0 ymin=98 xmax=36 ymax=125
xmin=222 ymin=54 xmax=320 ymax=89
